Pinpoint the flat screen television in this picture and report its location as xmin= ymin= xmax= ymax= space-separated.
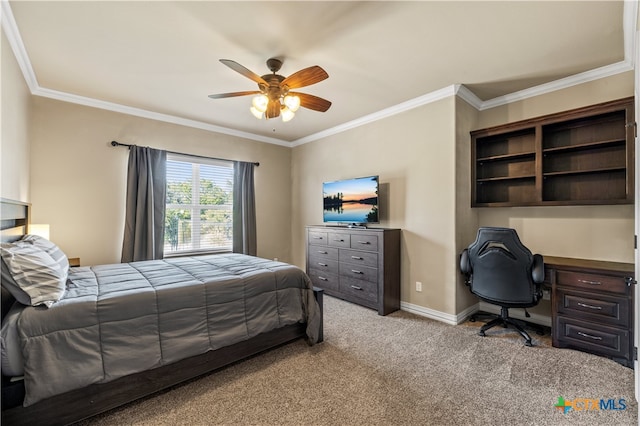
xmin=323 ymin=175 xmax=379 ymax=226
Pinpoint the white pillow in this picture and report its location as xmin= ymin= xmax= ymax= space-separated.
xmin=0 ymin=242 xmax=66 ymax=307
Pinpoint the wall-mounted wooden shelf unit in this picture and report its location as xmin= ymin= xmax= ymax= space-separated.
xmin=471 ymin=97 xmax=635 ymax=207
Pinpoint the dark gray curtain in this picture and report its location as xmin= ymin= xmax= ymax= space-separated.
xmin=232 ymin=161 xmax=257 ymax=256
xmin=121 ymin=146 xmax=167 ymax=262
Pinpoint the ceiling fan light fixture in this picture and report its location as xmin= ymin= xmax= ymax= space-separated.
xmin=252 ymin=94 xmax=268 ymax=112
xmin=250 ymin=106 xmax=264 ymax=119
xmin=283 ymin=95 xmax=301 ymax=112
xmin=281 ymin=107 xmax=295 ymax=122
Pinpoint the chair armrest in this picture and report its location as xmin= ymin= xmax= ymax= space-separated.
xmin=531 ymin=254 xmax=544 ymax=284
xmin=460 ymin=249 xmax=471 ymax=275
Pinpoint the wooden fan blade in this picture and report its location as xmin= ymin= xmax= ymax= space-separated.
xmin=292 ymin=92 xmax=332 ymax=112
xmin=208 ymin=91 xmax=261 ymax=99
xmin=219 ymin=59 xmax=268 ymax=85
xmin=266 ymin=100 xmax=281 ymax=119
xmin=281 ymin=66 xmax=328 ymax=89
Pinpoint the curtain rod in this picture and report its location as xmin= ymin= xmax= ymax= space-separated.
xmin=110 ymin=141 xmax=259 ymax=166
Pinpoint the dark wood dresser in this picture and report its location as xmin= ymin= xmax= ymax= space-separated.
xmin=305 ymin=226 xmax=400 ymax=315
xmin=547 ymin=256 xmax=635 ymax=367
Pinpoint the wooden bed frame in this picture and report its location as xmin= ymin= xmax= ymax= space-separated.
xmin=0 ymin=198 xmax=324 ymax=425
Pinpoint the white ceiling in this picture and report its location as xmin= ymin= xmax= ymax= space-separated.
xmin=3 ymin=1 xmax=636 ymax=145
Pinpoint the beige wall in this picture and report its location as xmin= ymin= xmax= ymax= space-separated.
xmin=29 ymin=97 xmax=293 ymax=266
xmin=454 ymin=97 xmax=480 ymax=313
xmin=1 ymin=32 xmax=32 ymax=202
xmin=474 ymin=71 xmax=635 ymax=263
xmin=292 ymin=97 xmax=461 ymax=315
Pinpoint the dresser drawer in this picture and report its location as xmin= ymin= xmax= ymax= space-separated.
xmin=350 ymin=234 xmax=378 ymax=251
xmin=340 ymin=276 xmax=378 ymax=303
xmin=339 ymin=249 xmax=378 ymax=268
xmin=556 ymin=270 xmax=629 ymax=295
xmin=328 ymin=233 xmax=350 ymax=248
xmin=308 ymin=245 xmax=339 ymax=260
xmin=339 ymin=263 xmax=377 ymax=283
xmin=554 ymin=316 xmax=630 ymax=362
xmin=307 ymin=268 xmax=339 ymax=292
xmin=308 ymin=231 xmax=328 ymax=245
xmin=308 ymin=256 xmax=339 ymax=273
xmin=555 ymin=289 xmax=629 ymax=327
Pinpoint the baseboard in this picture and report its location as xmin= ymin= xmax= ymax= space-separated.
xmin=400 ymin=301 xmax=551 ymax=328
xmin=477 ymin=301 xmax=552 ymax=328
xmin=400 ymin=302 xmax=478 ymax=325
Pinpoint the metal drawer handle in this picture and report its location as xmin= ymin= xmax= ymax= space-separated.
xmin=334 ymin=239 xmax=345 ymax=242
xmin=318 ymin=251 xmax=328 ymax=254
xmin=312 ymin=236 xmax=324 ymax=240
xmin=578 ymin=279 xmax=602 ymax=285
xmin=318 ymin=276 xmax=328 ymax=281
xmin=351 ymin=256 xmax=363 ymax=260
xmin=350 ymin=285 xmax=363 ymax=290
xmin=351 ymin=270 xmax=363 ymax=274
xmin=577 ymin=302 xmax=602 ymax=310
xmin=357 ymin=241 xmax=371 ymax=245
xmin=317 ymin=262 xmax=327 ymax=267
xmin=577 ymin=331 xmax=602 ymax=341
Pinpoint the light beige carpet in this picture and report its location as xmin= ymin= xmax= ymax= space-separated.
xmin=79 ymin=296 xmax=637 ymax=425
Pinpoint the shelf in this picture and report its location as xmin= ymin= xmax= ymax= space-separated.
xmin=478 ymin=175 xmax=535 ymax=183
xmin=477 ymin=151 xmax=536 ymax=163
xmin=470 ymin=97 xmax=634 ymax=207
xmin=543 ymin=138 xmax=625 ymax=154
xmin=543 ymin=167 xmax=626 ymax=178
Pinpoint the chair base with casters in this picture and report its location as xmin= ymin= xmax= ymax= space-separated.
xmin=473 ymin=307 xmax=544 ymax=346
xmin=469 ymin=309 xmax=547 ymax=344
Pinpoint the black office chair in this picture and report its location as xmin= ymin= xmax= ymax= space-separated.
xmin=460 ymin=227 xmax=544 ymax=346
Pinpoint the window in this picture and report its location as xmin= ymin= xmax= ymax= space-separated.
xmin=165 ymin=154 xmax=233 ymax=255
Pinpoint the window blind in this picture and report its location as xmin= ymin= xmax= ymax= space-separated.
xmin=165 ymin=153 xmax=234 ymax=255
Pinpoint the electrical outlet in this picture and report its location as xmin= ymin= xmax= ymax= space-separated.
xmin=416 ymin=281 xmax=422 ymax=292
xmin=542 ymin=289 xmax=551 ymax=300
xmin=274 ymin=257 xmax=279 ymax=261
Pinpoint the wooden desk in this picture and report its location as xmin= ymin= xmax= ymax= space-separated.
xmin=544 ymin=256 xmax=635 ymax=367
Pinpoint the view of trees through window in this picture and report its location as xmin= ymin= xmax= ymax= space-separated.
xmin=165 ymin=156 xmax=233 ymax=254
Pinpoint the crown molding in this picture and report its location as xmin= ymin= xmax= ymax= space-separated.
xmin=33 ymin=87 xmax=291 ymax=147
xmin=1 ymin=0 xmax=38 ymax=92
xmin=291 ymin=85 xmax=458 ymax=146
xmin=2 ymin=0 xmax=637 ymax=148
xmin=478 ymin=60 xmax=634 ymax=111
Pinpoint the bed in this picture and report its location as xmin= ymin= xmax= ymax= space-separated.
xmin=0 ymin=198 xmax=323 ymax=425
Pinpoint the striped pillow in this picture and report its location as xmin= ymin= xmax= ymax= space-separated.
xmin=0 ymin=242 xmax=67 ymax=307
xmin=21 ymin=234 xmax=69 ymax=274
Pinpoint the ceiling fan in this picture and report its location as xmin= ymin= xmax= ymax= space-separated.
xmin=208 ymin=58 xmax=331 ymax=122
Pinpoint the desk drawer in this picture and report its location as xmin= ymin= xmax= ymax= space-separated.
xmin=555 ymin=289 xmax=629 ymax=327
xmin=554 ymin=316 xmax=630 ymax=362
xmin=556 ymin=270 xmax=629 ymax=295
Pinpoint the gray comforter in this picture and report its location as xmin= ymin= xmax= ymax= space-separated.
xmin=17 ymin=253 xmax=321 ymax=406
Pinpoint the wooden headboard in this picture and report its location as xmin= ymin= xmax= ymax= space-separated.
xmin=0 ymin=198 xmax=30 ymax=243
xmin=1 ymin=199 xmax=30 ymax=319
